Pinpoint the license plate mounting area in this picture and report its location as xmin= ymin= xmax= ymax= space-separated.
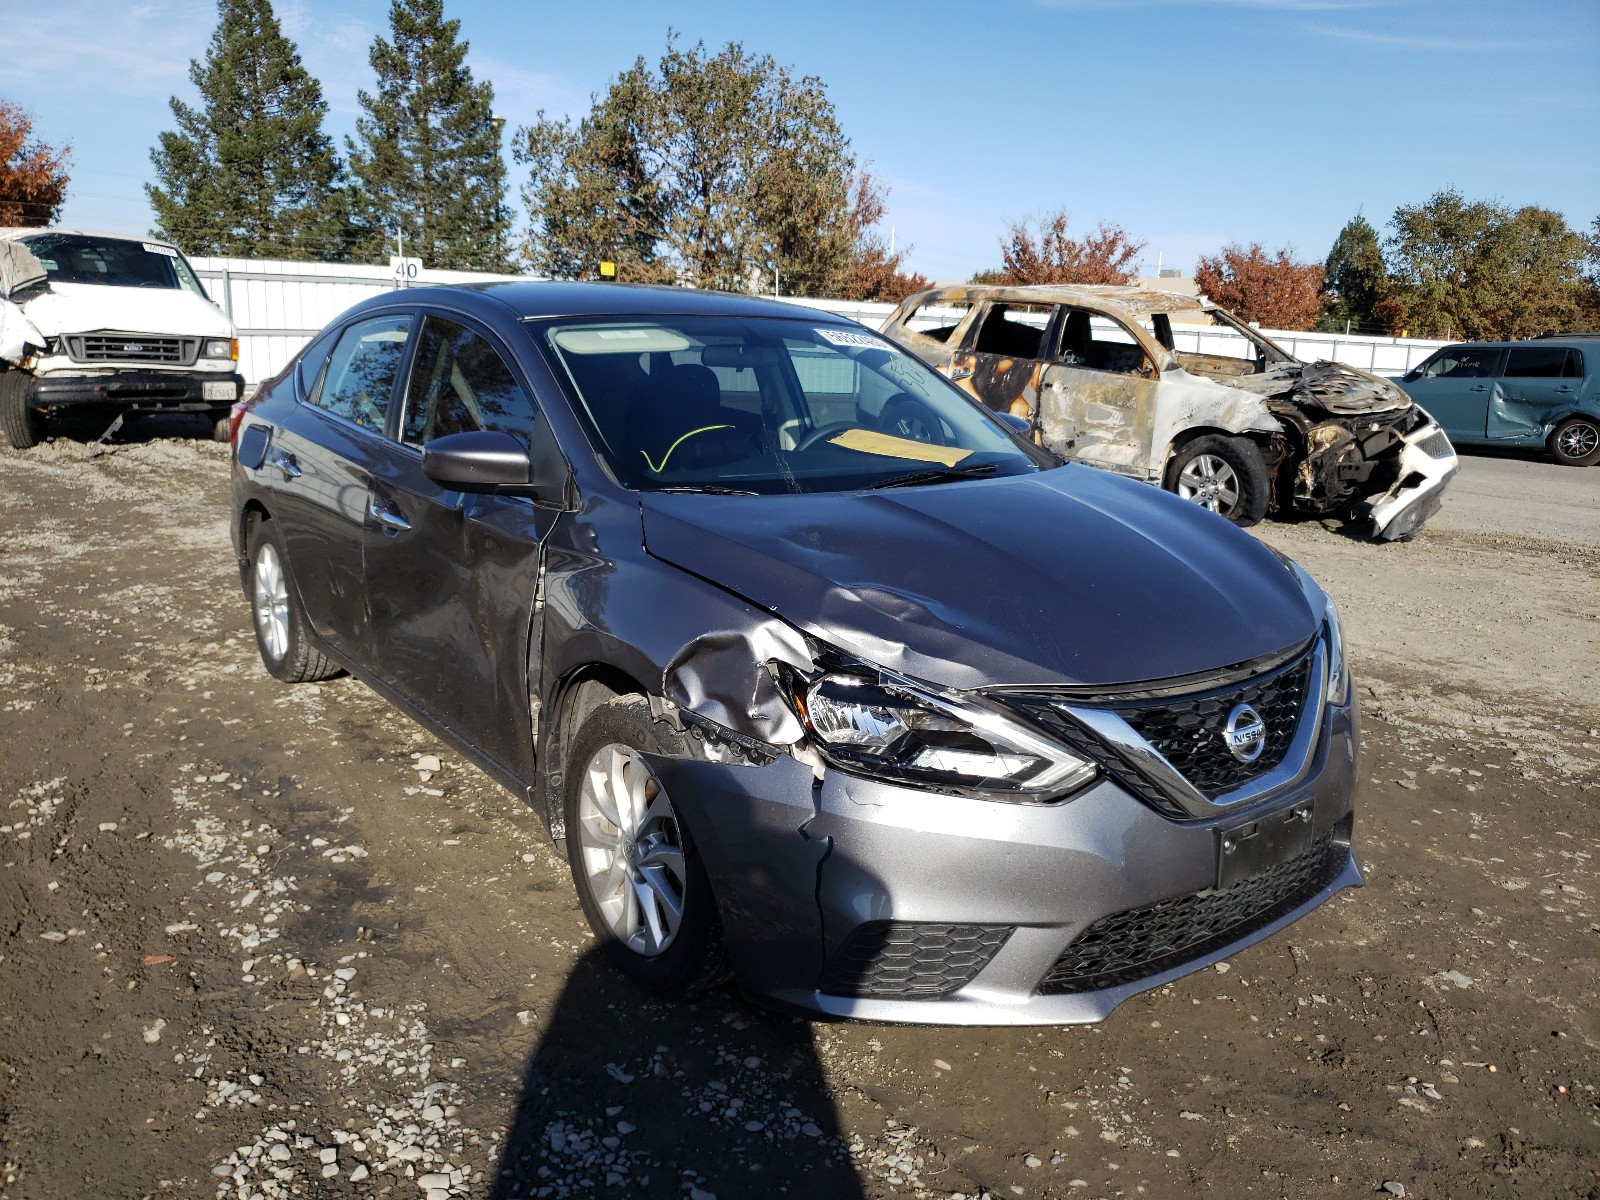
xmin=1216 ymin=804 xmax=1314 ymax=889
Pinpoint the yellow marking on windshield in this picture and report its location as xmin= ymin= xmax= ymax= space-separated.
xmin=827 ymin=428 xmax=972 ymax=468
xmin=641 ymin=424 xmax=733 ymax=473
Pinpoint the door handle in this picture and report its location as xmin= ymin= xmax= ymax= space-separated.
xmin=267 ymin=449 xmax=301 ymax=479
xmin=1555 ymin=385 xmax=1573 ymax=393
xmin=368 ymin=497 xmax=411 ymax=532
xmin=950 ymin=365 xmax=974 ymax=381
xmin=1469 ymin=384 xmax=1489 ymax=392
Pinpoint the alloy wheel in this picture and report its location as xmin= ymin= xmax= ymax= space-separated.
xmin=575 ymin=744 xmax=688 ymax=957
xmin=1176 ymin=453 xmax=1241 ymax=515
xmin=252 ymin=542 xmax=290 ymax=663
xmin=1557 ymin=421 xmax=1599 ymax=461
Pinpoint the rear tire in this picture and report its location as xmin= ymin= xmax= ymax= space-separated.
xmin=0 ymin=371 xmax=44 ymax=449
xmin=1549 ymin=415 xmax=1600 ymax=467
xmin=563 ymin=695 xmax=728 ymax=997
xmin=1164 ymin=434 xmax=1270 ymax=527
xmin=246 ymin=519 xmax=340 ymax=683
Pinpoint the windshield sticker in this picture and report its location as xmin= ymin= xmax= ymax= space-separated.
xmin=142 ymin=242 xmax=178 ymax=257
xmin=828 ymin=429 xmax=971 ymax=468
xmin=818 ymin=328 xmax=892 ymax=351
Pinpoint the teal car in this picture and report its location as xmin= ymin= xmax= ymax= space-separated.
xmin=1399 ymin=336 xmax=1600 ymax=466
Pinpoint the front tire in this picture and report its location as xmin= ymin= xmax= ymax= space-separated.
xmin=1549 ymin=415 xmax=1600 ymax=466
xmin=1165 ymin=434 xmax=1270 ymax=526
xmin=246 ymin=520 xmax=340 ymax=683
xmin=563 ymin=696 xmax=728 ymax=996
xmin=0 ymin=370 xmax=44 ymax=449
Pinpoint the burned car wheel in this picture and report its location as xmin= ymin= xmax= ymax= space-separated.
xmin=1549 ymin=416 xmax=1600 ymax=467
xmin=564 ymin=696 xmax=728 ymax=996
xmin=0 ymin=370 xmax=44 ymax=449
xmin=1166 ymin=435 xmax=1270 ymax=527
xmin=246 ymin=520 xmax=341 ymax=684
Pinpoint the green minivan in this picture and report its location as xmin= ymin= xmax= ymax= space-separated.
xmin=1399 ymin=335 xmax=1600 ymax=466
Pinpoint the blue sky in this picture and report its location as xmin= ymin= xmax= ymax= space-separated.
xmin=4 ymin=0 xmax=1596 ymax=281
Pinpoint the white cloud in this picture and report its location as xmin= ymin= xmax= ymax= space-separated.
xmin=1299 ymin=21 xmax=1561 ymax=50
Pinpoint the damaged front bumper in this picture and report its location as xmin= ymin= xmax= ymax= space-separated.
xmin=1365 ymin=417 xmax=1459 ymax=541
xmin=28 ymin=368 xmax=243 ymax=411
xmin=648 ymin=690 xmax=1361 ymax=1026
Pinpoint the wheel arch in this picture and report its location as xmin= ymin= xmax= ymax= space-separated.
xmin=539 ymin=662 xmax=653 ymax=841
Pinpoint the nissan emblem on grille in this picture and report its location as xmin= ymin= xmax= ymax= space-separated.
xmin=1222 ymin=703 xmax=1267 ymax=763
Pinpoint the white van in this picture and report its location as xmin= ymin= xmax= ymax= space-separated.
xmin=0 ymin=229 xmax=242 ymax=447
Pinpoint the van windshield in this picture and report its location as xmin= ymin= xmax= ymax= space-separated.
xmin=536 ymin=315 xmax=1053 ymax=494
xmin=18 ymin=233 xmax=208 ymax=296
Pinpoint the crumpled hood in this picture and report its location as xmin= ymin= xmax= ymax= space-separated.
xmin=640 ymin=467 xmax=1316 ymax=692
xmin=1228 ymin=359 xmax=1412 ymax=416
xmin=16 ymin=282 xmax=234 ymax=339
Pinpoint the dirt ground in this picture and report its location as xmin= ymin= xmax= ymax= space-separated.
xmin=0 ymin=422 xmax=1596 ymax=1200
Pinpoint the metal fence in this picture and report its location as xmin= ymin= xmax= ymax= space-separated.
xmin=190 ymin=256 xmax=1449 ymax=384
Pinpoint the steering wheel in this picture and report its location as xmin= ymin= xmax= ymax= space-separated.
xmin=880 ymin=398 xmax=948 ymax=446
xmin=792 ymin=422 xmax=860 ymax=452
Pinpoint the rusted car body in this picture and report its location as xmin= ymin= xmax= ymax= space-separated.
xmin=881 ymin=285 xmax=1456 ymax=539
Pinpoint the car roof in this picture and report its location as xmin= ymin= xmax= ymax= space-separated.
xmin=348 ymin=279 xmax=859 ymax=324
xmin=902 ymin=283 xmax=1209 ymax=319
xmin=0 ymin=227 xmax=180 ymax=250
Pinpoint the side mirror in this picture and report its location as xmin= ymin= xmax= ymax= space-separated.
xmin=422 ymin=430 xmax=532 ymax=493
xmin=994 ymin=411 xmax=1032 ymax=436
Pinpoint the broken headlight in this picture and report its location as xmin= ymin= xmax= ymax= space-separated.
xmin=800 ymin=672 xmax=1097 ymax=802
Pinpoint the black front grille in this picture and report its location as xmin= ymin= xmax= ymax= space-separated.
xmin=70 ymin=334 xmax=197 ymax=365
xmin=1111 ymin=650 xmax=1312 ymax=798
xmin=821 ymin=922 xmax=1012 ymax=998
xmin=1039 ymin=833 xmax=1342 ymax=994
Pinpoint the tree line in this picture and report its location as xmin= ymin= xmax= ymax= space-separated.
xmin=1 ymin=0 xmax=1596 ymax=331
xmin=967 ymin=202 xmax=1600 ymax=340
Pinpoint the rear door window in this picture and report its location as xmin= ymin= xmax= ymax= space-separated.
xmin=401 ymin=316 xmax=537 ymax=446
xmin=898 ymin=296 xmax=973 ymax=344
xmin=313 ymin=314 xmax=413 ymax=433
xmin=1503 ymin=346 xmax=1579 ymax=378
xmin=295 ymin=327 xmax=340 ymax=402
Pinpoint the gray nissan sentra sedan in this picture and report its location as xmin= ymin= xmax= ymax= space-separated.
xmin=229 ymin=281 xmax=1362 ymax=1025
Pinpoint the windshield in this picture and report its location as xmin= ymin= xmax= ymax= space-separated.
xmin=535 ymin=315 xmax=1053 ymax=494
xmin=18 ymin=233 xmax=209 ymax=296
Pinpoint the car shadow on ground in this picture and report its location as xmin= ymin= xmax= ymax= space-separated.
xmin=40 ymin=410 xmax=218 ymax=446
xmin=488 ymin=948 xmax=866 ymax=1200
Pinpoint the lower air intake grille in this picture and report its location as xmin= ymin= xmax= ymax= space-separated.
xmin=1039 ymin=834 xmax=1342 ymax=995
xmin=821 ymin=922 xmax=1012 ymax=998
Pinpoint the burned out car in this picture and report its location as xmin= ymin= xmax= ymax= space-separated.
xmin=882 ymin=285 xmax=1457 ymax=539
xmin=231 ymin=281 xmax=1362 ymax=1025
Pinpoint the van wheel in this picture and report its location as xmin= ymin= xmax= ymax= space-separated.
xmin=564 ymin=695 xmax=728 ymax=997
xmin=246 ymin=520 xmax=340 ymax=683
xmin=0 ymin=371 xmax=44 ymax=449
xmin=210 ymin=411 xmax=232 ymax=443
xmin=1165 ymin=435 xmax=1270 ymax=526
xmin=1549 ymin=415 xmax=1600 ymax=466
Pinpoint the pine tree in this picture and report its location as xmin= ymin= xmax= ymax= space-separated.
xmin=1316 ymin=214 xmax=1387 ymax=333
xmin=346 ymin=0 xmax=511 ymax=272
xmin=147 ymin=0 xmax=351 ymax=260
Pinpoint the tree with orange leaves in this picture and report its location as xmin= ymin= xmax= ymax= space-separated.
xmin=977 ymin=210 xmax=1145 ymax=286
xmin=1194 ymin=243 xmax=1324 ymax=330
xmin=0 ymin=102 xmax=71 ymax=227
